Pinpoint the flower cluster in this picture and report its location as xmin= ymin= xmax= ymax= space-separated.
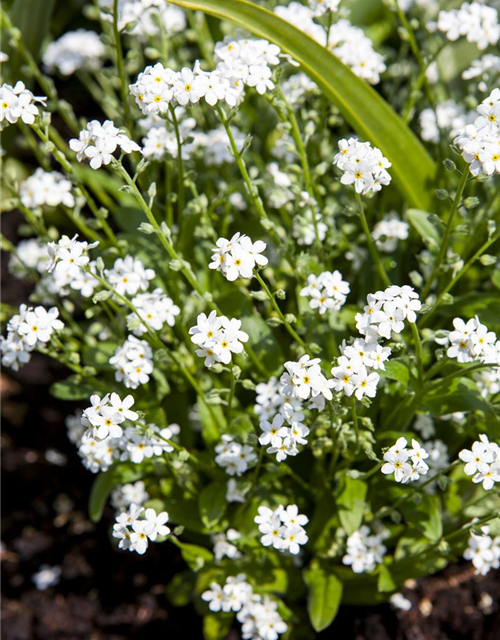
xmin=255 ymin=504 xmax=308 ymax=555
xmin=209 ymin=233 xmax=268 ymax=281
xmin=69 ymin=119 xmax=141 ymax=169
xmin=189 ymin=311 xmax=249 ymax=367
xmin=126 ymin=288 xmax=180 ymax=336
xmin=372 ymin=217 xmax=409 ymax=252
xmin=109 ymin=335 xmax=154 ymax=389
xmin=342 ymin=525 xmax=388 ymax=574
xmin=47 ymin=234 xmax=98 ymax=277
xmin=130 ymin=35 xmax=285 ymax=116
xmin=212 ymin=528 xmax=241 ymax=563
xmin=300 ymin=270 xmax=350 ymax=314
xmin=43 ymin=29 xmax=105 ymax=76
xmin=112 ymin=505 xmax=170 ymax=554
xmin=0 ymin=81 xmax=46 ymax=127
xmin=202 ymin=574 xmax=287 ymax=640
xmin=462 ymin=54 xmax=500 ymax=93
xmin=275 ymin=4 xmax=386 ymax=84
xmin=111 ymin=480 xmax=150 ymax=512
xmin=355 ymin=285 xmax=421 ymax=340
xmin=259 ymin=411 xmax=309 ymax=463
xmin=420 ymin=100 xmax=474 ymax=144
xmin=381 ymin=437 xmax=430 ymax=484
xmin=81 ymin=392 xmax=138 ymax=440
xmin=443 ymin=316 xmax=499 ymax=364
xmin=333 ymin=138 xmax=392 ymax=195
xmin=9 ymin=238 xmax=49 ymax=279
xmin=98 ymin=0 xmax=186 ymax=39
xmin=20 ymin=169 xmax=75 ymax=209
xmin=282 ymin=355 xmax=333 ymax=403
xmin=459 ymin=434 xmax=500 ymax=490
xmin=464 ymin=527 xmax=500 ymax=575
xmin=215 ymin=435 xmax=256 ymax=476
xmin=454 ymin=88 xmax=500 ymax=177
xmin=0 ymin=304 xmax=64 ymax=371
xmin=330 ymin=339 xmax=389 ymax=400
xmin=435 ymin=2 xmax=500 ymax=50
xmin=105 ymin=255 xmax=156 ymax=296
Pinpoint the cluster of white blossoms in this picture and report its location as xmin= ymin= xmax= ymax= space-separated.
xmin=459 ymin=434 xmax=500 ymax=490
xmin=355 ymin=285 xmax=421 ymax=341
xmin=130 ymin=35 xmax=286 ymax=116
xmin=333 ymin=138 xmax=392 ymax=195
xmin=98 ymin=0 xmax=185 ymax=39
xmin=212 ymin=528 xmax=241 ymax=563
xmin=189 ymin=311 xmax=249 ymax=367
xmin=44 ymin=234 xmax=99 ymax=298
xmin=69 ymin=119 xmax=141 ymax=170
xmin=372 ymin=216 xmax=409 ymax=253
xmin=464 ymin=527 xmax=500 ymax=575
xmin=9 ymin=238 xmax=49 ymax=279
xmin=435 ymin=2 xmax=500 ymax=50
xmin=0 ymin=81 xmax=46 ymax=127
xmin=342 ymin=525 xmax=388 ymax=574
xmin=255 ymin=505 xmax=308 ymax=555
xmin=43 ymin=29 xmax=105 ymax=76
xmin=109 ymin=335 xmax=154 ymax=389
xmin=292 ymin=194 xmax=328 ymax=247
xmin=140 ymin=110 xmax=197 ymax=160
xmin=275 ymin=4 xmax=386 ymax=85
xmin=126 ymin=288 xmax=180 ymax=336
xmin=300 ymin=270 xmax=350 ymax=314
xmin=104 ymin=255 xmax=156 ymax=297
xmin=308 ymin=0 xmax=341 ymax=16
xmin=454 ymin=88 xmax=500 ymax=177
xmin=331 ymin=339 xmax=389 ymax=401
xmin=111 ymin=480 xmax=150 ymax=512
xmin=419 ymin=100 xmax=474 ymax=144
xmin=19 ymin=169 xmax=75 ymax=209
xmin=381 ymin=436 xmax=430 ymax=484
xmin=258 ymin=409 xmax=309 ymax=463
xmin=0 ymin=304 xmax=64 ymax=371
xmin=112 ymin=505 xmax=170 ymax=555
xmin=475 ymin=366 xmax=500 ymax=398
xmin=215 ymin=435 xmax=257 ymax=476
xmin=442 ymin=316 xmax=499 ymax=364
xmin=81 ymin=392 xmax=139 ymax=440
xmin=209 ymin=233 xmax=268 ymax=281
xmin=202 ymin=574 xmax=287 ymax=640
xmin=462 ymin=54 xmax=500 ymax=93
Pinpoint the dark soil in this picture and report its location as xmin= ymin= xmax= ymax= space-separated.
xmin=2 ymin=211 xmax=499 ymax=640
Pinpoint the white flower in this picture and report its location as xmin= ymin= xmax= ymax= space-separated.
xmin=372 ymin=216 xmax=409 ymax=252
xmin=20 ymin=169 xmax=75 ymax=208
xmin=105 ymin=255 xmax=155 ymax=296
xmin=215 ymin=435 xmax=256 ymax=476
xmin=142 ymin=508 xmax=170 ymax=540
xmin=209 ymin=233 xmax=268 ymax=281
xmin=126 ymin=288 xmax=180 ymax=336
xmin=333 ymin=137 xmax=391 ymax=195
xmin=43 ymin=29 xmax=105 ymax=75
xmin=300 ymin=270 xmax=350 ymax=314
xmin=255 ymin=503 xmax=308 ymax=554
xmin=17 ymin=306 xmax=64 ymax=347
xmin=0 ymin=81 xmax=46 ymax=127
xmin=382 ymin=437 xmax=429 ymax=484
xmin=32 ymin=565 xmax=61 ymax=590
xmin=436 ymin=3 xmax=500 ymax=51
xmin=343 ymin=525 xmax=387 ymax=574
xmin=69 ymin=119 xmax=141 ymax=169
xmin=109 ymin=336 xmax=154 ymax=389
xmin=190 ymin=312 xmax=249 ymax=368
xmin=464 ymin=528 xmax=500 ymax=575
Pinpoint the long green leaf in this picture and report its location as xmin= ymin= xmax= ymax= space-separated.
xmin=168 ymin=0 xmax=436 ymax=208
xmin=304 ymin=564 xmax=343 ymax=632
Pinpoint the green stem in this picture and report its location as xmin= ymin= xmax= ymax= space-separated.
xmin=356 ymin=193 xmax=391 ymax=288
xmin=254 ymin=270 xmax=312 ymax=356
xmin=420 ymin=168 xmax=469 ymax=301
xmin=420 ymin=229 xmax=500 ymax=327
xmin=168 ymin=104 xmax=185 ymax=237
xmin=227 ymin=370 xmax=236 ymax=426
xmin=410 ymin=322 xmax=424 ymax=388
xmin=351 ymin=396 xmax=360 ymax=452
xmin=112 ymin=0 xmax=133 ymax=133
xmin=216 ymin=104 xmax=280 ymax=245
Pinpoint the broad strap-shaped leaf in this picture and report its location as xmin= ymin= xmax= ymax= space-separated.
xmin=168 ymin=0 xmax=436 ymax=209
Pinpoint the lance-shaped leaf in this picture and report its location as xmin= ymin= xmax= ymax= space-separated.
xmin=168 ymin=0 xmax=436 ymax=209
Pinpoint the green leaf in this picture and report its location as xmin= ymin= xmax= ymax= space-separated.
xmin=50 ymin=375 xmax=97 ymax=400
xmin=377 ymin=564 xmax=397 ymax=593
xmin=198 ymin=400 xmax=226 ymax=446
xmin=7 ymin=0 xmax=55 ymax=66
xmin=169 ymin=0 xmax=436 ymax=209
xmin=379 ymin=361 xmax=410 ymax=388
xmin=423 ymin=376 xmax=494 ymax=416
xmin=336 ymin=476 xmax=367 ymax=536
xmin=199 ymin=481 xmax=227 ymax=529
xmin=88 ymin=464 xmax=143 ymax=523
xmin=203 ymin=613 xmax=233 ymax=640
xmin=240 ymin=315 xmax=283 ymax=374
xmin=407 ymin=209 xmax=443 ymax=250
xmin=400 ymin=493 xmax=442 ymax=542
xmin=177 ymin=541 xmax=214 ymax=571
xmin=304 ymin=565 xmax=343 ymax=632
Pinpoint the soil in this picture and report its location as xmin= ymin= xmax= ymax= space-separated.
xmin=2 ymin=211 xmax=500 ymax=640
